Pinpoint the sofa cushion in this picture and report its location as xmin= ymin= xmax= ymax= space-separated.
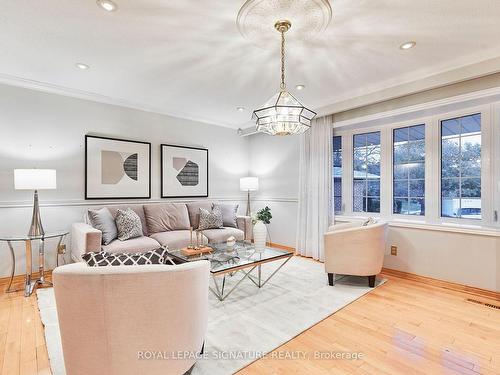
xmin=202 ymin=227 xmax=244 ymax=243
xmin=212 ymin=203 xmax=238 ymax=228
xmin=107 ymin=205 xmax=149 ymax=236
xmin=82 ymin=248 xmax=169 ymax=267
xmin=87 ymin=207 xmax=117 ymax=245
xmin=143 ymin=203 xmax=191 ymax=234
xmin=150 ymin=230 xmax=208 ymax=249
xmin=102 ymin=236 xmax=160 ymax=254
xmin=186 ymin=202 xmax=212 ymax=229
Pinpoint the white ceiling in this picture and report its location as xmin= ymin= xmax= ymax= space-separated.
xmin=1 ymin=0 xmax=500 ymax=129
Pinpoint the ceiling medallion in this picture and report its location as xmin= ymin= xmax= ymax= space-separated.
xmin=251 ymin=19 xmax=316 ymax=136
xmin=236 ymin=0 xmax=332 ymax=48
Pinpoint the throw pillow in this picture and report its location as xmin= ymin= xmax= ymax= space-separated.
xmin=198 ymin=207 xmax=223 ymax=230
xmin=82 ymin=247 xmax=170 ymax=267
xmin=212 ymin=203 xmax=238 ymax=228
xmin=115 ymin=208 xmax=144 ymax=241
xmin=362 ymin=217 xmax=376 ymax=226
xmin=88 ymin=207 xmax=118 ymax=245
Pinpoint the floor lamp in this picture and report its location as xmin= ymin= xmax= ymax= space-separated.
xmin=240 ymin=177 xmax=259 ymax=216
xmin=14 ymin=169 xmax=57 ymax=237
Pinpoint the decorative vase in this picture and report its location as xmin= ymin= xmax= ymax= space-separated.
xmin=253 ymin=220 xmax=267 ymax=252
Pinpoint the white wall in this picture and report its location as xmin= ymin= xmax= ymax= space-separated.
xmin=0 ymin=83 xmax=249 ymax=277
xmin=383 ymin=226 xmax=499 ymax=291
xmin=248 ymin=133 xmax=299 ymax=248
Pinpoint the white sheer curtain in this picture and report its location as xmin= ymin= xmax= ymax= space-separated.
xmin=296 ymin=116 xmax=333 ymax=261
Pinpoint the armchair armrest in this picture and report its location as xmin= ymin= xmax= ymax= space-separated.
xmin=327 ymin=221 xmax=363 ymax=233
xmin=71 ymin=223 xmax=102 ymax=261
xmin=236 ymin=215 xmax=252 ymax=241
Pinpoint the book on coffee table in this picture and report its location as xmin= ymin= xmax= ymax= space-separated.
xmin=180 ymin=246 xmax=213 ymax=257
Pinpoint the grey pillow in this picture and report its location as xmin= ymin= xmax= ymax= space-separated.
xmin=88 ymin=207 xmax=118 ymax=245
xmin=212 ymin=203 xmax=238 ymax=228
xmin=198 ymin=207 xmax=223 ymax=230
xmin=115 ymin=208 xmax=144 ymax=241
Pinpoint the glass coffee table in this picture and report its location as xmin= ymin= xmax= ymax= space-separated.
xmin=168 ymin=242 xmax=293 ymax=301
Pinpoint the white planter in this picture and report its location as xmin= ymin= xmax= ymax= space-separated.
xmin=253 ymin=221 xmax=267 ymax=252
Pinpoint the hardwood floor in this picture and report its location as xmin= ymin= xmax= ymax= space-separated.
xmin=0 ymin=270 xmax=499 ymax=374
xmin=238 ymin=274 xmax=500 ymax=375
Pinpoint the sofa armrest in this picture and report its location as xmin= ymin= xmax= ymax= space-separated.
xmin=71 ymin=223 xmax=102 ymax=261
xmin=236 ymin=215 xmax=252 ymax=241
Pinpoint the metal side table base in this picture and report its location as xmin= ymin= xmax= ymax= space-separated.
xmin=1 ymin=231 xmax=67 ymax=297
xmin=5 ymin=241 xmax=23 ymax=294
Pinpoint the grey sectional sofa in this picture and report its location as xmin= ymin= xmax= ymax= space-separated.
xmin=71 ymin=201 xmax=252 ymax=261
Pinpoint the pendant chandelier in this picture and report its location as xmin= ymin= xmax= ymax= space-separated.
xmin=252 ymin=20 xmax=316 ymax=136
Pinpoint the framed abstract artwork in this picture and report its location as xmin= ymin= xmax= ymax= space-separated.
xmin=85 ymin=135 xmax=151 ymax=199
xmin=161 ymin=144 xmax=209 ymax=198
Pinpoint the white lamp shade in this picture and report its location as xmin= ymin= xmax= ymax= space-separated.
xmin=240 ymin=177 xmax=259 ymax=191
xmin=14 ymin=169 xmax=57 ymax=190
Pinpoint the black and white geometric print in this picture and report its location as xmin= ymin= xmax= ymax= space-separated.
xmin=198 ymin=206 xmax=223 ymax=230
xmin=82 ymin=247 xmax=170 ymax=267
xmin=115 ymin=208 xmax=143 ymax=241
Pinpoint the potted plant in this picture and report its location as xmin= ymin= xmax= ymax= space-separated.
xmin=252 ymin=206 xmax=272 ymax=251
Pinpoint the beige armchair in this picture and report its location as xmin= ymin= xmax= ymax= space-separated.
xmin=324 ymin=221 xmax=388 ymax=287
xmin=53 ymin=261 xmax=210 ymax=375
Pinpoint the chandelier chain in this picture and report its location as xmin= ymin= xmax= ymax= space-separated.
xmin=280 ymin=30 xmax=286 ymax=90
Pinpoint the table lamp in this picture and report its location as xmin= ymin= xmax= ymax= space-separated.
xmin=14 ymin=169 xmax=57 ymax=237
xmin=240 ymin=177 xmax=259 ymax=216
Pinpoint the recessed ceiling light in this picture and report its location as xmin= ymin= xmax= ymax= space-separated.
xmin=400 ymin=41 xmax=416 ymax=50
xmin=96 ymin=0 xmax=117 ymax=12
xmin=295 ymin=84 xmax=305 ymax=90
xmin=236 ymin=106 xmax=245 ymax=112
xmin=75 ymin=63 xmax=90 ymax=70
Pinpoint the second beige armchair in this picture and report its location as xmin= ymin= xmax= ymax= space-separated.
xmin=324 ymin=220 xmax=388 ymax=287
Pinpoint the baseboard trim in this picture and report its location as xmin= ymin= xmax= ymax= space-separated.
xmin=266 ymin=242 xmax=295 ymax=253
xmin=381 ymin=267 xmax=499 ymax=301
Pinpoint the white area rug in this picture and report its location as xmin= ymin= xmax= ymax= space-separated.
xmin=37 ymin=256 xmax=384 ymax=375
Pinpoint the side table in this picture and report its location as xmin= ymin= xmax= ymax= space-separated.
xmin=0 ymin=231 xmax=68 ymax=297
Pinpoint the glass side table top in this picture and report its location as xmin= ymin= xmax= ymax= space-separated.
xmin=168 ymin=241 xmax=292 ymax=274
xmin=0 ymin=231 xmax=69 ymax=241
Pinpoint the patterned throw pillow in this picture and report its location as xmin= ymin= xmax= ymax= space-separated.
xmin=198 ymin=207 xmax=223 ymax=230
xmin=212 ymin=203 xmax=238 ymax=228
xmin=82 ymin=247 xmax=170 ymax=267
xmin=115 ymin=208 xmax=143 ymax=241
xmin=362 ymin=217 xmax=376 ymax=226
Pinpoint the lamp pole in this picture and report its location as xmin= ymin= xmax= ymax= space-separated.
xmin=246 ymin=189 xmax=251 ymax=217
xmin=28 ymin=189 xmax=44 ymax=237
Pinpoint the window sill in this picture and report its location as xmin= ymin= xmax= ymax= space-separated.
xmin=335 ymin=215 xmax=500 ymax=237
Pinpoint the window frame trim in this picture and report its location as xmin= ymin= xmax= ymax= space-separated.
xmin=333 ymin=103 xmax=496 ymax=228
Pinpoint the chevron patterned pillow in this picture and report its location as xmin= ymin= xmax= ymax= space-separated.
xmin=82 ymin=247 xmax=171 ymax=267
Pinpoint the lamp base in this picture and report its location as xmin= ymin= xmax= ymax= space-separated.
xmin=246 ymin=190 xmax=251 ymax=217
xmin=28 ymin=190 xmax=45 ymax=237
